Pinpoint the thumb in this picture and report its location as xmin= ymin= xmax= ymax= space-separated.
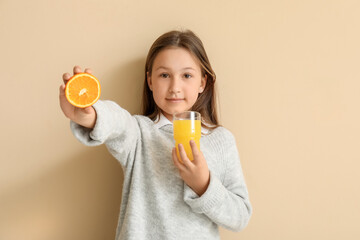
xmin=83 ymin=106 xmax=94 ymax=114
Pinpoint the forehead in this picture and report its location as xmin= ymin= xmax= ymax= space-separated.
xmin=152 ymin=47 xmax=201 ymax=71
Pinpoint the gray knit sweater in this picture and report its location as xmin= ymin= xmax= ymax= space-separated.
xmin=70 ymin=100 xmax=252 ymax=240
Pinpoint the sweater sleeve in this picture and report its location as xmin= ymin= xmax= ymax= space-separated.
xmin=70 ymin=100 xmax=140 ymax=167
xmin=183 ymin=130 xmax=252 ymax=232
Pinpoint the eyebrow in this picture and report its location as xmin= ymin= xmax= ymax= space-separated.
xmin=155 ymin=66 xmax=196 ymax=71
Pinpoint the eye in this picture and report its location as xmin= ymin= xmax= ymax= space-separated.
xmin=184 ymin=73 xmax=192 ymax=79
xmin=160 ymin=73 xmax=169 ymax=78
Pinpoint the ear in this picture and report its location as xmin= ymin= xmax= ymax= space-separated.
xmin=199 ymin=74 xmax=207 ymax=93
xmin=147 ymin=72 xmax=152 ymax=91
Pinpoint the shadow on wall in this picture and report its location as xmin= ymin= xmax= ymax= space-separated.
xmin=102 ymin=57 xmax=147 ymax=115
xmin=0 ymin=58 xmax=149 ymax=240
xmin=0 ymin=146 xmax=124 ymax=240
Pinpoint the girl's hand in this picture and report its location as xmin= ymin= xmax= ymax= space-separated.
xmin=172 ymin=140 xmax=210 ymax=196
xmin=59 ymin=66 xmax=97 ymax=129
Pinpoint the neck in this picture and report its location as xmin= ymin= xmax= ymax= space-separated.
xmin=162 ymin=111 xmax=173 ymax=122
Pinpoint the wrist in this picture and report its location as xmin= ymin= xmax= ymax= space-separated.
xmin=193 ymin=173 xmax=210 ymax=196
xmin=86 ymin=112 xmax=97 ymax=129
xmin=74 ymin=109 xmax=97 ymax=129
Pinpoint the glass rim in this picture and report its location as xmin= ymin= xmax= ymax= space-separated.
xmin=173 ymin=111 xmax=201 ymax=121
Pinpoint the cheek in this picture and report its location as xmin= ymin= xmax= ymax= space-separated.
xmin=152 ymin=91 xmax=161 ymax=104
xmin=187 ymin=89 xmax=200 ymax=103
xmin=152 ymin=87 xmax=166 ymax=105
xmin=153 ymin=84 xmax=165 ymax=96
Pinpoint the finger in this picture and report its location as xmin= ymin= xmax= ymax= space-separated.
xmin=172 ymin=148 xmax=186 ymax=172
xmin=178 ymin=144 xmax=193 ymax=169
xmin=59 ymin=84 xmax=66 ymax=96
xmin=73 ymin=65 xmax=82 ymax=75
xmin=84 ymin=68 xmax=93 ymax=74
xmin=63 ymin=73 xmax=71 ymax=84
xmin=189 ymin=140 xmax=201 ymax=162
xmin=83 ymin=106 xmax=94 ymax=114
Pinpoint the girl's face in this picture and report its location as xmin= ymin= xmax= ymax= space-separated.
xmin=147 ymin=47 xmax=207 ymax=121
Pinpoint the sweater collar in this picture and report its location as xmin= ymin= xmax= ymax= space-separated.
xmin=154 ymin=112 xmax=209 ymax=134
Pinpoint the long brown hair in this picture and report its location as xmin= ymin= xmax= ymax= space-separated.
xmin=142 ymin=30 xmax=220 ymax=129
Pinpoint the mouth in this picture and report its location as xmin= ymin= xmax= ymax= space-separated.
xmin=166 ymin=98 xmax=184 ymax=103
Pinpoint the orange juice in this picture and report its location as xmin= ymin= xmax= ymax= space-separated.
xmin=173 ymin=119 xmax=201 ymax=161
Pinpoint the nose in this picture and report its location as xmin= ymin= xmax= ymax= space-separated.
xmin=169 ymin=77 xmax=181 ymax=94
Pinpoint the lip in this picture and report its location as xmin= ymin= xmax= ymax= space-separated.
xmin=166 ymin=98 xmax=184 ymax=102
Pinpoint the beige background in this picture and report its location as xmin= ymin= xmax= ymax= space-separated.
xmin=1 ymin=0 xmax=359 ymax=239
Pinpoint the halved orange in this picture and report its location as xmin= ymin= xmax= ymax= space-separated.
xmin=65 ymin=73 xmax=101 ymax=108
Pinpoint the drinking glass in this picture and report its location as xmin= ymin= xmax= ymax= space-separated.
xmin=173 ymin=111 xmax=201 ymax=161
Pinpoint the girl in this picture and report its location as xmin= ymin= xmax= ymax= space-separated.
xmin=59 ymin=30 xmax=252 ymax=240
